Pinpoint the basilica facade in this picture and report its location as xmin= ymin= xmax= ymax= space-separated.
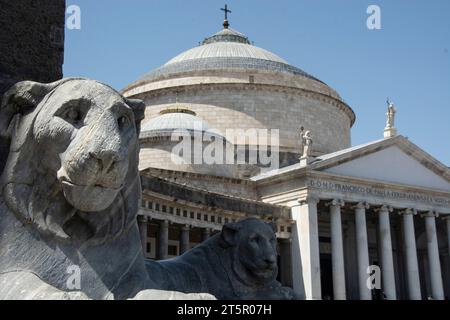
xmin=121 ymin=18 xmax=450 ymax=300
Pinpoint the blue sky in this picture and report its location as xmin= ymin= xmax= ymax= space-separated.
xmin=64 ymin=0 xmax=450 ymax=166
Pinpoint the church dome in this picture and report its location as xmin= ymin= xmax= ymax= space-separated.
xmin=166 ymin=29 xmax=286 ymax=64
xmin=132 ymin=27 xmax=322 ymax=85
xmin=124 ymin=18 xmax=356 ymax=174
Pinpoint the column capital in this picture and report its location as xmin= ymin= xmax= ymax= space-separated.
xmin=352 ymin=202 xmax=370 ymax=210
xmin=181 ymin=224 xmax=190 ymax=231
xmin=398 ymin=208 xmax=417 ymax=216
xmin=421 ymin=210 xmax=439 ymax=218
xmin=325 ymin=199 xmax=345 ymax=207
xmin=374 ymin=205 xmax=393 ymax=214
xmin=298 ymin=196 xmax=320 ymax=206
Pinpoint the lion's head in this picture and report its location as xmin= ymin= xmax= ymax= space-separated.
xmin=0 ymin=78 xmax=145 ymax=245
xmin=219 ymin=218 xmax=278 ymax=286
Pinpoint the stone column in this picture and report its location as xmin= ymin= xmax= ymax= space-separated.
xmin=353 ymin=202 xmax=372 ymax=300
xmin=201 ymin=228 xmax=210 ymax=242
xmin=158 ymin=220 xmax=169 ymax=260
xmin=279 ymin=239 xmax=293 ymax=288
xmin=327 ymin=199 xmax=346 ymax=300
xmin=137 ymin=215 xmax=148 ymax=255
xmin=290 ymin=197 xmax=321 ymax=300
xmin=376 ymin=205 xmax=396 ymax=300
xmin=399 ymin=209 xmax=421 ymax=300
xmin=180 ymin=224 xmax=190 ymax=254
xmin=422 ymin=211 xmax=444 ymax=300
xmin=444 ymin=216 xmax=450 ymax=266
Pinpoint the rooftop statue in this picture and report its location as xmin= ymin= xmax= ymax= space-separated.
xmin=385 ymin=98 xmax=396 ymax=129
xmin=299 ymin=126 xmax=314 ymax=165
xmin=383 ymin=98 xmax=398 ymax=138
xmin=299 ymin=126 xmax=313 ymax=159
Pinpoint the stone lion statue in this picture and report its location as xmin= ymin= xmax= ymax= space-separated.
xmin=145 ymin=218 xmax=298 ymax=299
xmin=0 ymin=78 xmax=213 ymax=300
xmin=0 ymin=78 xmax=296 ymax=300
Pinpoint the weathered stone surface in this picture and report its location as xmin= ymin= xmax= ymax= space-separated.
xmin=130 ymin=290 xmax=216 ymax=300
xmin=0 ymin=0 xmax=65 ymax=104
xmin=0 ymin=78 xmax=145 ymax=299
xmin=0 ymin=272 xmax=90 ymax=300
xmin=0 ymin=0 xmax=66 ymax=174
xmin=0 ymin=0 xmax=64 ymax=87
xmin=145 ymin=218 xmax=298 ymax=299
xmin=0 ymin=78 xmax=294 ymax=300
xmin=0 ymin=78 xmax=214 ymax=300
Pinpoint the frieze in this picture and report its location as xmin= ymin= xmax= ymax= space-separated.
xmin=307 ymin=179 xmax=450 ymax=207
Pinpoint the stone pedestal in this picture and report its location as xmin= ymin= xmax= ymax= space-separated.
xmin=383 ymin=127 xmax=397 ymax=138
xmin=299 ymin=156 xmax=314 ymax=167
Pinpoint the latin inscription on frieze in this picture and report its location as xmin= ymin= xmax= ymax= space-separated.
xmin=308 ymin=179 xmax=450 ymax=207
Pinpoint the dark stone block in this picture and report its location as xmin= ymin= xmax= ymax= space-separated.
xmin=0 ymin=0 xmax=66 ymax=174
xmin=0 ymin=0 xmax=65 ymax=91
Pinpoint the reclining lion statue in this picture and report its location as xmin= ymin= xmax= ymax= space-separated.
xmin=0 ymin=78 xmax=296 ymax=300
xmin=0 ymin=78 xmax=214 ymax=300
xmin=145 ymin=218 xmax=297 ymax=300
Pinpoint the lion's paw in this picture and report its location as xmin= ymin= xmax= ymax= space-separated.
xmin=130 ymin=289 xmax=216 ymax=300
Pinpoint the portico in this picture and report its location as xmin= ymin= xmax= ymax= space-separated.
xmin=253 ymin=135 xmax=450 ymax=300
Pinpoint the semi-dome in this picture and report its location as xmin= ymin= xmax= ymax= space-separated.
xmin=138 ymin=107 xmax=234 ymax=177
xmin=140 ymin=108 xmax=212 ymax=139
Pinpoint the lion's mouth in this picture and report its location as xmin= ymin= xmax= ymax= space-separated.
xmin=60 ymin=179 xmax=124 ymax=212
xmin=251 ymin=264 xmax=276 ymax=278
xmin=60 ymin=179 xmax=123 ymax=192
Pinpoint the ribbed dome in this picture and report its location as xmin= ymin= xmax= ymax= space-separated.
xmin=132 ymin=27 xmax=322 ymax=85
xmin=165 ymin=42 xmax=287 ymax=65
xmin=166 ymin=28 xmax=287 ymax=65
xmin=202 ymin=28 xmax=250 ymax=44
xmin=126 ymin=22 xmax=356 ymax=173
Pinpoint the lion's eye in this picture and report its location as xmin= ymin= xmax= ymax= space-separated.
xmin=117 ymin=115 xmax=130 ymax=129
xmin=67 ymin=109 xmax=80 ymax=121
xmin=61 ymin=107 xmax=84 ymax=125
xmin=56 ymin=99 xmax=90 ymax=127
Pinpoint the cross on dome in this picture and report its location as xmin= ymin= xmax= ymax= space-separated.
xmin=220 ymin=4 xmax=232 ymax=29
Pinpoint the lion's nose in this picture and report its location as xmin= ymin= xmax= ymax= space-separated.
xmin=264 ymin=255 xmax=276 ymax=266
xmin=89 ymin=151 xmax=119 ymax=173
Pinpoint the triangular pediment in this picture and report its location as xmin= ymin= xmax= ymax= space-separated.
xmin=313 ymin=137 xmax=450 ymax=192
